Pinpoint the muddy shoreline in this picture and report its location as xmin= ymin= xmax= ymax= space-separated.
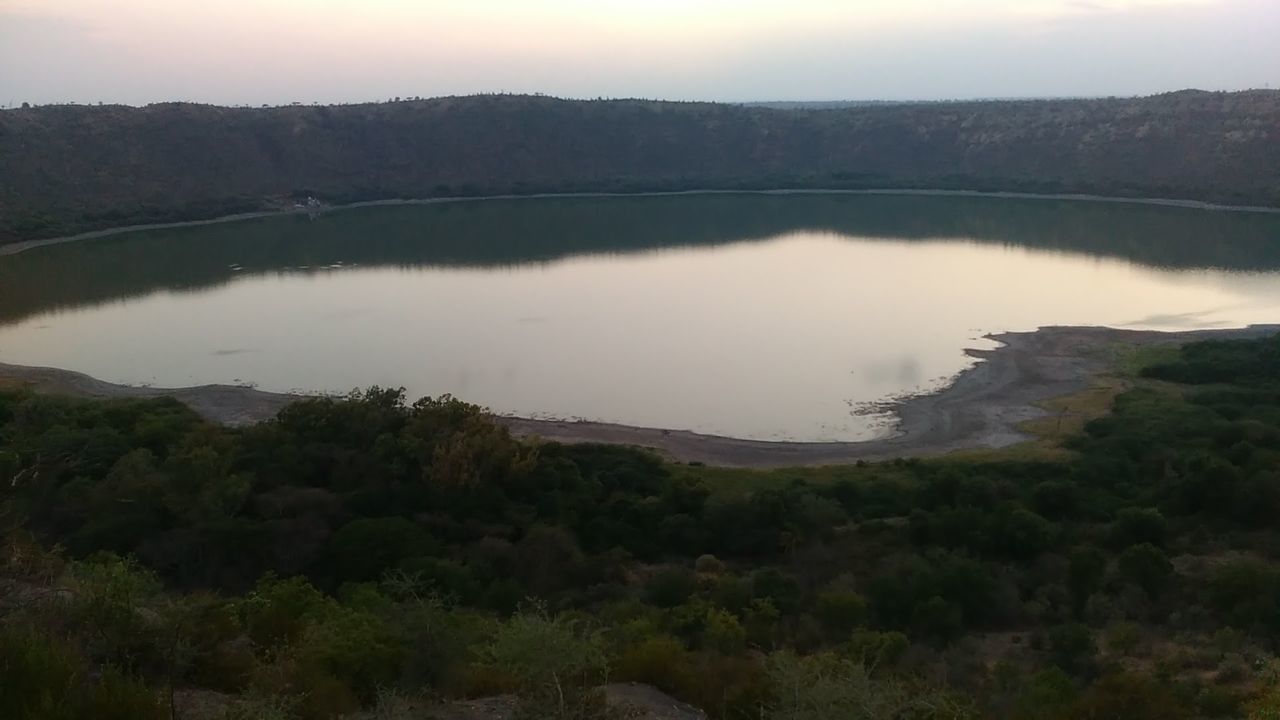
xmin=2 ymin=324 xmax=1275 ymax=468
xmin=2 ymin=187 xmax=1277 ymax=259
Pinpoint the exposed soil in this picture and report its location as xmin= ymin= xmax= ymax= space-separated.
xmin=0 ymin=362 xmax=300 ymax=427
xmin=1 ymin=325 xmax=1275 ymax=468
xmin=500 ymin=325 xmax=1276 ymax=466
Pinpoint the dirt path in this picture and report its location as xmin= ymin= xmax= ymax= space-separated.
xmin=1 ymin=324 xmax=1275 ymax=467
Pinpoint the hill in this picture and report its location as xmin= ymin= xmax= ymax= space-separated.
xmin=0 ymin=90 xmax=1277 ymax=243
xmin=5 ymin=332 xmax=1280 ymax=718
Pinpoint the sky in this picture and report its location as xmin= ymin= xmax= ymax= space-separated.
xmin=0 ymin=0 xmax=1276 ymax=107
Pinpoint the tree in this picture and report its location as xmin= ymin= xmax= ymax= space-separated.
xmin=1116 ymin=543 xmax=1173 ymax=597
xmin=1048 ymin=623 xmax=1097 ymax=677
xmin=1111 ymin=508 xmax=1167 ymax=548
xmin=1068 ymin=546 xmax=1108 ymax=613
xmin=751 ymin=568 xmax=801 ymax=615
xmin=993 ymin=507 xmax=1057 ymax=561
xmin=912 ymin=596 xmax=964 ymax=645
xmin=327 ymin=517 xmax=439 ymax=582
xmin=644 ymin=567 xmax=698 ymax=608
xmin=815 ymin=590 xmax=869 ymax=637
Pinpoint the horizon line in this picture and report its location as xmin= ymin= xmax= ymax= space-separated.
xmin=4 ymin=87 xmax=1276 ymax=111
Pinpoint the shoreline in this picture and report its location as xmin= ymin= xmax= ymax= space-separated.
xmin=2 ymin=324 xmax=1275 ymax=468
xmin=2 ymin=187 xmax=1278 ymax=258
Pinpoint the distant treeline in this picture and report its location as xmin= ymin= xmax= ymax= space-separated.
xmin=0 ymin=90 xmax=1277 ymax=242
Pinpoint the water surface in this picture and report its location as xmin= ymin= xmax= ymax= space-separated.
xmin=1 ymin=193 xmax=1278 ymax=441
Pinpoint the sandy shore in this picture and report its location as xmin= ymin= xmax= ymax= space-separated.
xmin=1 ymin=324 xmax=1275 ymax=468
xmin=0 ymin=364 xmax=302 ymax=427
xmin=2 ymin=187 xmax=1276 ymax=258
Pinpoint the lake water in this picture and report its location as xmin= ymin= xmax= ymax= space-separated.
xmin=1 ymin=192 xmax=1279 ymax=442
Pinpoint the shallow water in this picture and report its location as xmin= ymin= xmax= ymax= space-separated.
xmin=1 ymin=192 xmax=1278 ymax=441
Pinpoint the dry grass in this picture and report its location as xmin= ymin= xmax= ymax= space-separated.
xmin=946 ymin=375 xmax=1130 ymax=463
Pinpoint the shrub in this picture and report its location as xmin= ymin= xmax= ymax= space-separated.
xmin=764 ymin=651 xmax=974 ymax=720
xmin=751 ymin=568 xmax=802 ymax=615
xmin=844 ymin=630 xmax=910 ymax=671
xmin=644 ymin=567 xmax=698 ymax=609
xmin=1104 ymin=622 xmax=1141 ymax=656
xmin=1048 ymin=623 xmax=1098 ymax=677
xmin=295 ymin=606 xmax=406 ymax=703
xmin=815 ymin=590 xmax=869 ymax=637
xmin=694 ymin=553 xmax=725 ymax=575
xmin=0 ymin=625 xmax=164 ymax=720
xmin=1116 ymin=543 xmax=1173 ymax=598
xmin=241 ymin=574 xmax=333 ymax=650
xmin=67 ymin=554 xmax=164 ymax=669
xmin=1111 ymin=508 xmax=1168 ymax=548
xmin=483 ymin=607 xmax=608 ymax=715
xmin=702 ymin=608 xmax=747 ymax=654
xmin=613 ymin=635 xmax=694 ymax=697
xmin=0 ymin=624 xmax=79 ymax=720
xmin=327 ymin=517 xmax=440 ymax=582
xmin=1066 ymin=673 xmax=1191 ymax=720
xmin=911 ymin=596 xmax=964 ymax=645
xmin=79 ymin=666 xmax=166 ymax=720
xmin=1068 ymin=546 xmax=1108 ymax=612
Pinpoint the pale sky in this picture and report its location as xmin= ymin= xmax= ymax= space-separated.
xmin=1 ymin=0 xmax=1276 ymax=107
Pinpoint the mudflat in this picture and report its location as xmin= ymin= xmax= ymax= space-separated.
xmin=1 ymin=324 xmax=1275 ymax=468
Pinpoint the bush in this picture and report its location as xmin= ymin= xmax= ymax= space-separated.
xmin=613 ymin=635 xmax=694 ymax=697
xmin=751 ymin=568 xmax=802 ymax=615
xmin=1116 ymin=543 xmax=1173 ymax=598
xmin=483 ymin=607 xmax=608 ymax=715
xmin=1104 ymin=622 xmax=1141 ymax=656
xmin=844 ymin=631 xmax=910 ymax=671
xmin=911 ymin=596 xmax=964 ymax=645
xmin=644 ymin=567 xmax=698 ymax=609
xmin=1048 ymin=623 xmax=1098 ymax=677
xmin=702 ymin=608 xmax=747 ymax=654
xmin=295 ymin=606 xmax=406 ymax=703
xmin=0 ymin=625 xmax=79 ymax=720
xmin=1111 ymin=508 xmax=1167 ymax=548
xmin=1066 ymin=673 xmax=1191 ymax=720
xmin=694 ymin=553 xmax=725 ymax=575
xmin=327 ymin=517 xmax=440 ymax=582
xmin=241 ymin=574 xmax=333 ymax=650
xmin=815 ymin=590 xmax=869 ymax=637
xmin=0 ymin=625 xmax=164 ymax=720
xmin=764 ymin=651 xmax=975 ymax=720
xmin=1208 ymin=559 xmax=1280 ymax=635
xmin=79 ymin=666 xmax=166 ymax=720
xmin=1068 ymin=546 xmax=1108 ymax=612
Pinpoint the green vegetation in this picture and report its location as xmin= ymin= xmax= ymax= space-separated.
xmin=2 ymin=90 xmax=1279 ymax=243
xmin=4 ymin=334 xmax=1280 ymax=718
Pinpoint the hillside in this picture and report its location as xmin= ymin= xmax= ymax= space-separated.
xmin=5 ymin=333 xmax=1280 ymax=719
xmin=0 ymin=90 xmax=1277 ymax=243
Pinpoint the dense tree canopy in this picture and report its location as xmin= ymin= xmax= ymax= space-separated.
xmin=3 ymin=333 xmax=1280 ymax=718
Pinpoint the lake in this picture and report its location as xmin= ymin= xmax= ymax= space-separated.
xmin=1 ymin=192 xmax=1279 ymax=442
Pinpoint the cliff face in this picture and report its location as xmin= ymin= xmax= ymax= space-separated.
xmin=1 ymin=90 xmax=1277 ymax=242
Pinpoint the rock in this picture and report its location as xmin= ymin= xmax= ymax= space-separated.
xmin=602 ymin=683 xmax=707 ymax=720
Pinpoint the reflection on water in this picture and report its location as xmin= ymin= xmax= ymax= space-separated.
xmin=0 ymin=193 xmax=1278 ymax=441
